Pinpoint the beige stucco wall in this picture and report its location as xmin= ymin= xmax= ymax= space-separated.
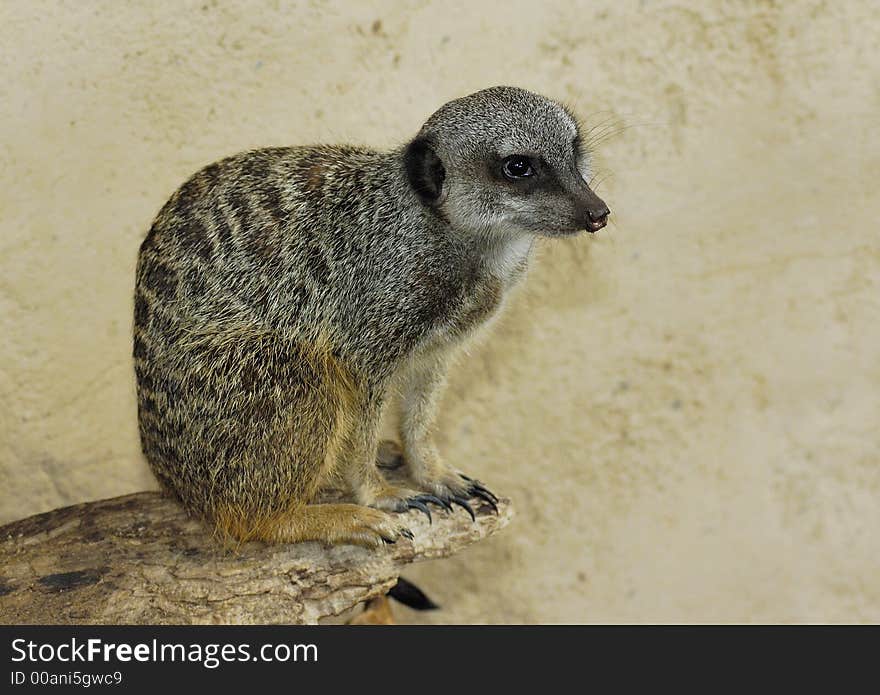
xmin=2 ymin=0 xmax=878 ymax=623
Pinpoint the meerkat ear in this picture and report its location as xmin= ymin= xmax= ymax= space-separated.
xmin=404 ymin=137 xmax=446 ymax=205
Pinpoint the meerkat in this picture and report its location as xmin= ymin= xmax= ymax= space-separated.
xmin=133 ymin=86 xmax=610 ymax=548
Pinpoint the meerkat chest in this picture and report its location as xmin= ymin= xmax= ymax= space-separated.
xmin=485 ymin=234 xmax=534 ymax=285
xmin=438 ymin=235 xmax=532 ymax=340
xmin=445 ymin=274 xmax=505 ymax=337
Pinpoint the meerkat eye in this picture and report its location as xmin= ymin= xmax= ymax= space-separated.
xmin=501 ymin=155 xmax=535 ymax=180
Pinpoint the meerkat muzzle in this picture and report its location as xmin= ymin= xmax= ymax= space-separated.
xmin=585 ymin=208 xmax=610 ymax=232
xmin=577 ymin=184 xmax=610 ymax=232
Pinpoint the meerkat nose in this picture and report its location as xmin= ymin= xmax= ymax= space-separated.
xmin=585 ymin=204 xmax=610 ymax=232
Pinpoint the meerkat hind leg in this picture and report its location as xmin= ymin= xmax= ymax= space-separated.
xmin=377 ymin=440 xmax=405 ymax=470
xmin=255 ymin=503 xmax=413 ymax=548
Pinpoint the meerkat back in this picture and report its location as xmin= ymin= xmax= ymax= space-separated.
xmin=134 ymin=147 xmax=410 ymax=546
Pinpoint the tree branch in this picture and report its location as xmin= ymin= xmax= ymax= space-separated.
xmin=0 ymin=466 xmax=511 ymax=625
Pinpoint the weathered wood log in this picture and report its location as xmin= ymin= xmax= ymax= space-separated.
xmin=0 ymin=460 xmax=512 ymax=625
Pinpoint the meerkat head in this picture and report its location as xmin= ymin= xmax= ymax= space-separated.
xmin=404 ymin=86 xmax=610 ymax=237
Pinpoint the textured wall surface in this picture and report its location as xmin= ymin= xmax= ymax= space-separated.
xmin=1 ymin=0 xmax=878 ymax=623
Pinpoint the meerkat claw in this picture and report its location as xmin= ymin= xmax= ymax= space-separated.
xmin=399 ymin=528 xmax=414 ymax=540
xmin=470 ymin=487 xmax=499 ymax=513
xmin=470 ymin=481 xmax=498 ymax=504
xmin=402 ymin=493 xmax=458 ymax=523
xmin=404 ymin=498 xmax=433 ymax=523
xmin=460 ymin=475 xmax=499 ymax=502
xmin=458 ymin=475 xmax=500 ymax=512
xmin=418 ymin=493 xmax=454 ymax=513
xmin=448 ymin=496 xmax=476 ymax=522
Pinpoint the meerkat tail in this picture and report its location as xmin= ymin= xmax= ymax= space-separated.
xmin=388 ymin=577 xmax=440 ymax=611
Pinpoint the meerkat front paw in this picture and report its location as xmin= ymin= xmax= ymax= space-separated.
xmin=374 ymin=444 xmax=499 ymax=521
xmin=412 ymin=467 xmax=499 ymax=521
